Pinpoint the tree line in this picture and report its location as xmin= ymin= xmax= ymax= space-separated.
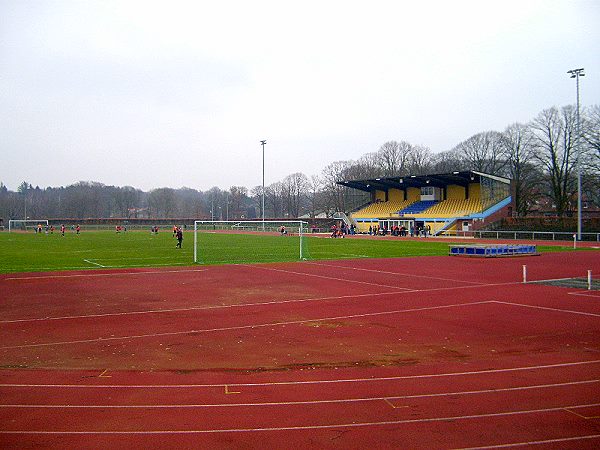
xmin=1 ymin=104 xmax=598 ymax=222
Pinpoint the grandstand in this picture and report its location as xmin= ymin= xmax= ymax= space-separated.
xmin=338 ymin=171 xmax=511 ymax=235
xmin=352 ymin=200 xmax=412 ymax=218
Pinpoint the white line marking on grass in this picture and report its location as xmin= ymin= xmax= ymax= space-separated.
xmin=92 ymin=255 xmax=192 ymax=261
xmin=3 ymin=268 xmax=207 ymax=281
xmin=83 ymin=259 xmax=106 ymax=268
xmin=491 ymin=300 xmax=600 ymax=318
xmin=0 ymin=403 xmax=599 ymax=435
xmin=305 ymin=261 xmax=487 ymax=285
xmin=2 ymin=379 xmax=597 ymax=408
xmin=2 ymin=360 xmax=599 ymax=389
xmin=0 ymin=300 xmax=492 ymax=349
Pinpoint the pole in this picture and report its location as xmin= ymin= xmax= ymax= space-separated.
xmin=260 ymin=140 xmax=266 ymax=230
xmin=588 ymin=270 xmax=592 ymax=291
xmin=193 ymin=221 xmax=197 ymax=263
xmin=522 ymin=265 xmax=527 ymax=284
xmin=568 ymin=68 xmax=585 ymax=241
xmin=576 ymin=73 xmax=582 ymax=241
xmin=299 ymin=222 xmax=303 ymax=260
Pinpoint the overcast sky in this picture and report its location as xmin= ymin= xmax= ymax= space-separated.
xmin=1 ymin=0 xmax=599 ymax=192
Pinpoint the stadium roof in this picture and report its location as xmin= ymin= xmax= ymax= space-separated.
xmin=337 ymin=170 xmax=510 ymax=193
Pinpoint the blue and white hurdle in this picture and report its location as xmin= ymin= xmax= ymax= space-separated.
xmin=449 ymin=243 xmax=539 ymax=258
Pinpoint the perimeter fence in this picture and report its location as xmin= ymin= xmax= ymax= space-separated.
xmin=440 ymin=230 xmax=600 ymax=241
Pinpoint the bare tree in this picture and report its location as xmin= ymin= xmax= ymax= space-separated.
xmin=376 ymin=140 xmax=411 ymax=176
xmin=501 ymin=123 xmax=541 ymax=216
xmin=148 ymin=188 xmax=177 ymax=217
xmin=320 ymin=160 xmax=355 ymax=214
xmin=451 ymin=131 xmax=507 ymax=174
xmin=406 ymin=145 xmax=434 ymax=175
xmin=228 ymin=186 xmax=248 ymax=219
xmin=306 ymin=175 xmax=323 ymax=218
xmin=249 ymin=185 xmax=264 ymax=219
xmin=583 ymin=104 xmax=600 ymax=169
xmin=529 ymin=106 xmax=578 ymax=216
xmin=356 ymin=152 xmax=382 ymax=178
xmin=176 ymin=187 xmax=204 ymax=218
xmin=204 ymin=187 xmax=225 ymax=220
xmin=281 ymin=172 xmax=309 ymax=218
xmin=114 ymin=186 xmax=142 ymax=217
xmin=579 ymin=104 xmax=600 ymax=209
xmin=266 ymin=181 xmax=286 ymax=218
xmin=432 ymin=148 xmax=467 ymax=173
xmin=0 ymin=183 xmax=18 ymax=220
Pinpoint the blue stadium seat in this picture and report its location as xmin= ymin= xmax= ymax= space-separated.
xmin=398 ymin=200 xmax=438 ymax=215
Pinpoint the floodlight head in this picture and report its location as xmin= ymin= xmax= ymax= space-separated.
xmin=260 ymin=140 xmax=267 ymax=145
xmin=567 ymin=68 xmax=585 ymax=78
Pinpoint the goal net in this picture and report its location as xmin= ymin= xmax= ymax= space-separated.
xmin=193 ymin=220 xmax=309 ymax=264
xmin=8 ymin=219 xmax=49 ymax=232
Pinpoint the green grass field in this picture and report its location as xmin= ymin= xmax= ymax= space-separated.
xmin=0 ymin=229 xmax=586 ymax=274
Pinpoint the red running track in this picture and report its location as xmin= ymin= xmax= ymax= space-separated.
xmin=1 ymin=251 xmax=599 ymax=449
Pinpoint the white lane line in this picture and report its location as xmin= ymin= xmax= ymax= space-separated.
xmin=3 ymin=268 xmax=208 ymax=281
xmin=0 ymin=289 xmax=410 ymax=324
xmin=305 ymin=261 xmax=488 ymax=285
xmin=569 ymin=291 xmax=600 ymax=298
xmin=0 ymin=301 xmax=492 ymax=349
xmin=1 ymin=379 xmax=597 ymax=408
xmin=2 ymin=360 xmax=599 ymax=388
xmin=492 ymin=300 xmax=600 ymax=318
xmin=0 ymin=403 xmax=599 ymax=434
xmin=1 ymin=278 xmax=518 ymax=324
xmin=0 ymin=262 xmax=192 ymax=273
xmin=454 ymin=434 xmax=600 ymax=449
xmin=240 ymin=264 xmax=412 ymax=290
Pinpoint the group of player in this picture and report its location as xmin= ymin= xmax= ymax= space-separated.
xmin=330 ymin=222 xmax=356 ymax=238
xmin=36 ymin=223 xmax=80 ymax=236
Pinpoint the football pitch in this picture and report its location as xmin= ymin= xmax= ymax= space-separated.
xmin=0 ymin=229 xmax=585 ymax=274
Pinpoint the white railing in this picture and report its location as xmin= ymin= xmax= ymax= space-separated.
xmin=334 ymin=211 xmax=355 ymax=227
xmin=439 ymin=229 xmax=600 ymax=242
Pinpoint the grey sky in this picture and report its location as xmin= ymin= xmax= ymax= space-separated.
xmin=1 ymin=0 xmax=599 ymax=191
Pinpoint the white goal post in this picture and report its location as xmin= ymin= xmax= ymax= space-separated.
xmin=8 ymin=219 xmax=49 ymax=232
xmin=193 ymin=220 xmax=309 ymax=264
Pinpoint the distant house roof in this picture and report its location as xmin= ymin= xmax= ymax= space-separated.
xmin=337 ymin=170 xmax=510 ymax=192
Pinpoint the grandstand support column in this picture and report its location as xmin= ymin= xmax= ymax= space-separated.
xmin=261 ymin=139 xmax=267 ymax=230
xmin=568 ymin=68 xmax=584 ymax=241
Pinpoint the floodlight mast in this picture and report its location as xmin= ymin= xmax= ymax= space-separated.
xmin=260 ymin=140 xmax=267 ymax=230
xmin=567 ymin=68 xmax=585 ymax=241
